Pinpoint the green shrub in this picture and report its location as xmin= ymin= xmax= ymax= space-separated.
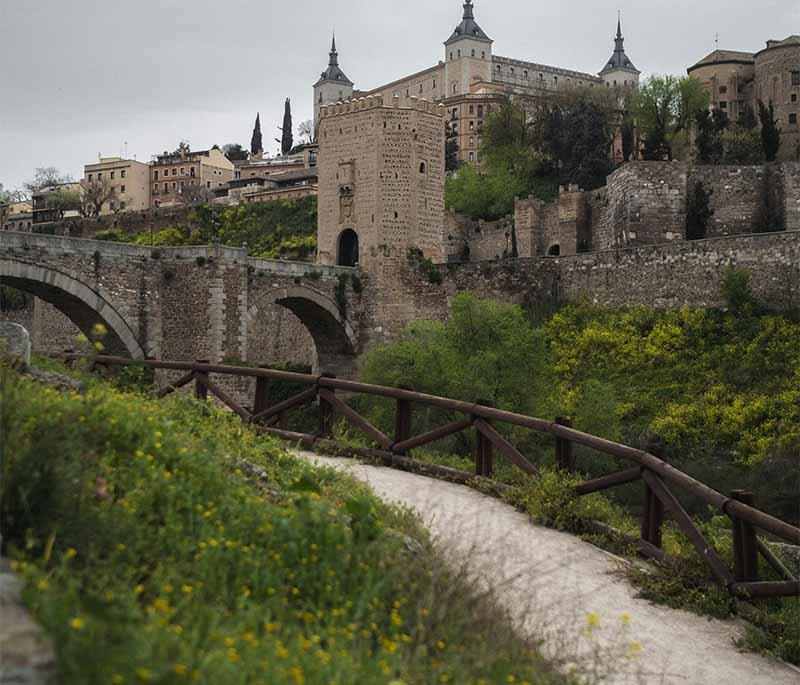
xmin=0 ymin=368 xmax=565 ymax=685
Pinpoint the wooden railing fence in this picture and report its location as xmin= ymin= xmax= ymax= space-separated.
xmin=67 ymin=354 xmax=800 ymax=600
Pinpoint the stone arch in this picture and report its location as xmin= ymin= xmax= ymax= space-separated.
xmin=246 ymin=284 xmax=359 ymax=378
xmin=0 ymin=259 xmax=146 ymax=359
xmin=547 ymin=244 xmax=561 ymax=256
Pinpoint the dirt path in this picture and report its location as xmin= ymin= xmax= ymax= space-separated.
xmin=294 ymin=450 xmax=799 ymax=685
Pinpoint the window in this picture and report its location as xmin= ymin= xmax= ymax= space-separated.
xmin=539 ymin=73 xmax=543 ymax=80
xmin=792 ymin=93 xmax=797 ymax=102
xmin=524 ymin=70 xmax=528 ymax=78
xmin=469 ymin=136 xmax=474 ymax=147
xmin=496 ymin=64 xmax=500 ymax=72
xmin=180 ymin=167 xmax=185 ymax=175
xmin=469 ymin=151 xmax=474 ymax=162
xmin=406 ymin=89 xmax=409 ymax=97
xmin=793 ymin=71 xmax=800 ymax=86
xmin=120 ymin=185 xmax=126 ymax=193
xmin=469 ymin=105 xmax=474 ymax=114
xmin=419 ymin=83 xmax=423 ymax=93
xmin=453 ymin=83 xmax=457 ymax=94
xmin=120 ymin=201 xmax=125 ymax=210
xmin=419 ymin=162 xmax=426 ymax=173
xmin=110 ymin=171 xmax=115 ymax=179
xmin=172 ymin=182 xmax=176 ymax=189
xmin=477 ymin=105 xmax=483 ymax=117
xmin=98 ymin=172 xmax=103 ymax=179
xmin=481 ymin=51 xmax=485 ymax=59
xmin=457 ymin=49 xmax=461 ymax=57
xmin=554 ymin=76 xmax=558 ymax=85
xmin=109 ymin=201 xmax=115 ymax=210
xmin=720 ymin=101 xmax=727 ymax=109
xmin=153 ymin=184 xmax=159 ymax=194
xmin=163 ymin=183 xmax=168 ymax=192
xmin=719 ymin=85 xmax=728 ymax=94
xmin=207 ymin=181 xmax=211 ymax=188
xmin=172 ymin=168 xmax=177 ymax=176
xmin=433 ymin=79 xmax=436 ymax=89
xmin=469 ymin=120 xmax=474 ymax=130
xmin=121 ymin=169 xmax=126 ymax=178
xmin=790 ymin=113 xmax=798 ymax=125
xmin=154 ymin=170 xmax=159 ymax=180
xmin=190 ymin=167 xmax=195 ymax=177
xmin=180 ymin=181 xmax=184 ymax=189
xmin=88 ymin=174 xmax=93 ymax=181
xmin=510 ymin=67 xmax=515 ymax=75
xmin=471 ymin=49 xmax=475 ymax=57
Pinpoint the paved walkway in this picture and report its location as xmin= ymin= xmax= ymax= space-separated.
xmin=295 ymin=451 xmax=800 ymax=685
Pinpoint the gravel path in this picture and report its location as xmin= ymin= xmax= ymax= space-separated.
xmin=295 ymin=450 xmax=799 ymax=685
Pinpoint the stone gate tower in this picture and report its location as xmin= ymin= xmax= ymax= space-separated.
xmin=316 ymin=96 xmax=446 ymax=274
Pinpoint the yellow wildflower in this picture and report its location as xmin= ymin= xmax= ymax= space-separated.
xmin=69 ymin=616 xmax=85 ymax=631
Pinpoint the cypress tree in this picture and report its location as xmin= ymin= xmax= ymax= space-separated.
xmin=281 ymin=99 xmax=293 ymax=155
xmin=758 ymin=100 xmax=781 ymax=162
xmin=250 ymin=113 xmax=263 ymax=155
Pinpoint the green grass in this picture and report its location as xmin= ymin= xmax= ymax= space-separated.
xmin=0 ymin=366 xmax=571 ymax=685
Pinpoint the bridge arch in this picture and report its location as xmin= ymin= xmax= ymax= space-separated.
xmin=246 ymin=284 xmax=359 ymax=378
xmin=0 ymin=259 xmax=146 ymax=359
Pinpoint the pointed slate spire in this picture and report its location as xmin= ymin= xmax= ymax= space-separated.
xmin=445 ymin=0 xmax=491 ymax=45
xmin=315 ymin=31 xmax=353 ymax=85
xmin=250 ymin=112 xmax=263 ymax=156
xmin=600 ymin=12 xmax=639 ymax=75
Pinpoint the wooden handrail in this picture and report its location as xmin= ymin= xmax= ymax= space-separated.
xmin=55 ymin=353 xmax=800 ymax=557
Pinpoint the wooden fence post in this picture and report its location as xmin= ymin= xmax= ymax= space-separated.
xmin=731 ymin=490 xmax=759 ymax=582
xmin=194 ymin=360 xmax=209 ymax=401
xmin=640 ymin=476 xmax=664 ymax=548
xmin=393 ymin=386 xmax=413 ymax=454
xmin=253 ymin=367 xmax=271 ymax=416
xmin=318 ymin=374 xmax=336 ymax=438
xmin=555 ymin=416 xmax=574 ymax=472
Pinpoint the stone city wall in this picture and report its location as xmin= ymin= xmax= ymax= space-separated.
xmin=689 ymin=165 xmax=765 ymax=237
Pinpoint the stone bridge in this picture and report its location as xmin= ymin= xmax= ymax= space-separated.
xmin=0 ymin=232 xmax=363 ymax=377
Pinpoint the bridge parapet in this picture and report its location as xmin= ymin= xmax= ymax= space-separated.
xmin=248 ymin=257 xmax=358 ymax=279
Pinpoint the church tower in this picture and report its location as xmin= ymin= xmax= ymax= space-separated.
xmin=313 ymin=34 xmax=354 ymax=135
xmin=599 ymin=16 xmax=641 ymax=90
xmin=444 ymin=1 xmax=493 ymax=97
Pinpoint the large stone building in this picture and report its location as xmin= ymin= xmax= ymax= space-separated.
xmin=83 ymin=157 xmax=151 ymax=215
xmin=313 ymin=2 xmax=639 ymax=164
xmin=688 ymin=35 xmax=800 ymax=160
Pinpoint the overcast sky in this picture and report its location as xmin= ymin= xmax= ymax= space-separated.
xmin=1 ymin=0 xmax=796 ymax=192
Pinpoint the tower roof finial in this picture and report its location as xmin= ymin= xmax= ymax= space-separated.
xmin=617 ymin=10 xmax=622 ymax=38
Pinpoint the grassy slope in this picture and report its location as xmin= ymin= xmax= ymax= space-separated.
xmin=0 ymin=367 xmax=566 ymax=685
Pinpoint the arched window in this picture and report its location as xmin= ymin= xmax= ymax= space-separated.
xmin=419 ymin=162 xmax=426 ymax=174
xmin=547 ymin=244 xmax=560 ymax=256
xmin=337 ymin=229 xmax=359 ymax=267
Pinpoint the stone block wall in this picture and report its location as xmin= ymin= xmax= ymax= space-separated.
xmin=445 ymin=212 xmax=515 ymax=261
xmin=779 ymin=162 xmax=800 ymax=231
xmin=689 ymin=165 xmax=765 ymax=237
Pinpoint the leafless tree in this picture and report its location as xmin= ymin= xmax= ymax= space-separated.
xmin=79 ymin=177 xmax=117 ymax=217
xmin=297 ymin=119 xmax=314 ymax=144
xmin=177 ymin=184 xmax=215 ymax=207
xmin=22 ymin=167 xmax=74 ymax=198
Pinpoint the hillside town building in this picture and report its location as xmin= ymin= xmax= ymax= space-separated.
xmin=150 ymin=144 xmax=234 ymax=208
xmin=83 ymin=157 xmax=151 ymax=215
xmin=312 ymin=1 xmax=639 ymax=164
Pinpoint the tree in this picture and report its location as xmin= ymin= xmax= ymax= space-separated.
xmin=758 ymin=101 xmax=782 ymax=162
xmin=276 ymin=98 xmax=293 ymax=155
xmin=686 ymin=181 xmax=713 ymax=240
xmin=695 ymin=108 xmax=728 ymax=163
xmin=297 ymin=120 xmax=314 ymax=144
xmin=250 ymin=113 xmax=263 ymax=156
xmin=628 ymin=76 xmax=709 ymax=161
xmin=737 ymin=104 xmax=758 ymax=131
xmin=539 ymin=98 xmax=613 ymax=190
xmin=44 ymin=187 xmax=81 ymax=220
xmin=79 ymin=177 xmax=117 ymax=217
xmin=721 ymin=129 xmax=764 ymax=165
xmin=445 ymin=120 xmax=460 ymax=173
xmin=177 ymin=184 xmax=215 ymax=208
xmin=0 ymin=183 xmax=10 ymax=204
xmin=621 ymin=114 xmax=636 ymax=162
xmin=223 ymin=143 xmax=249 ymax=161
xmin=22 ymin=167 xmax=73 ymax=198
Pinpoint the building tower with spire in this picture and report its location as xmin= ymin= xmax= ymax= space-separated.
xmin=599 ymin=15 xmax=640 ymax=89
xmin=444 ymin=0 xmax=493 ymax=97
xmin=250 ymin=112 xmax=263 ymax=158
xmin=313 ymin=34 xmax=354 ymax=134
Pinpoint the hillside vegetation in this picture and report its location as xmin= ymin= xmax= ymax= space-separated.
xmin=96 ymin=197 xmax=317 ymax=261
xmin=0 ymin=367 xmax=568 ymax=685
